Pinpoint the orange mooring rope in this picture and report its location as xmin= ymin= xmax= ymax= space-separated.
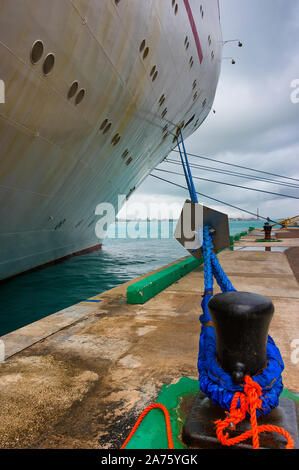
xmin=121 ymin=377 xmax=294 ymax=450
xmin=121 ymin=403 xmax=174 ymax=449
xmin=215 ymin=375 xmax=294 ymax=449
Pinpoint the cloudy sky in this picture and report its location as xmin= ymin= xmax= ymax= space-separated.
xmin=120 ymin=0 xmax=299 ymax=220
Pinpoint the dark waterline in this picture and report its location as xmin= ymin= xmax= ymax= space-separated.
xmin=0 ymin=220 xmax=263 ymax=336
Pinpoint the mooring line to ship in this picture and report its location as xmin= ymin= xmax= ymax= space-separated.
xmin=176 ymin=130 xmax=198 ymax=203
xmin=165 ymin=158 xmax=299 ymax=189
xmin=150 ymin=173 xmax=275 ymax=222
xmin=154 ymin=168 xmax=299 ymax=200
xmin=172 ymin=149 xmax=299 ymax=183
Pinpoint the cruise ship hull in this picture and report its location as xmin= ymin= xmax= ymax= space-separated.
xmin=0 ymin=0 xmax=222 ymax=280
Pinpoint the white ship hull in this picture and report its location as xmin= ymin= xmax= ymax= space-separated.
xmin=0 ymin=0 xmax=222 ymax=280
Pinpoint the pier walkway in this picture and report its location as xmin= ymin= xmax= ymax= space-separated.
xmin=0 ymin=228 xmax=298 ymax=448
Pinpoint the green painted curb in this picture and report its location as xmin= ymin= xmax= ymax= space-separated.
xmin=255 ymin=239 xmax=282 ymax=242
xmin=128 ymin=224 xmax=257 ymax=304
xmin=127 ymin=256 xmax=203 ymax=304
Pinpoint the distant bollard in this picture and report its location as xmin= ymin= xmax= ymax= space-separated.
xmin=208 ymin=291 xmax=274 ymax=383
xmin=263 ymin=222 xmax=272 ymax=240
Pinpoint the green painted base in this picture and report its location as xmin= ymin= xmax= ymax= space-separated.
xmin=124 ymin=377 xmax=198 ymax=449
xmin=124 ymin=377 xmax=299 ymax=449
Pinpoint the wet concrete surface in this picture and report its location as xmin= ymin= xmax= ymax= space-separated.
xmin=0 ymin=229 xmax=298 ymax=449
xmin=279 ymin=228 xmax=299 ymax=239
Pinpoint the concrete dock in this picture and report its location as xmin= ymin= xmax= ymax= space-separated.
xmin=0 ymin=228 xmax=298 ymax=448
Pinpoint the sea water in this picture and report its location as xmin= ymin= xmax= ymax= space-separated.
xmin=0 ymin=220 xmax=264 ymax=335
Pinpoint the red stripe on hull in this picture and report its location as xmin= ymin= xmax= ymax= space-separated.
xmin=1 ymin=243 xmax=102 ymax=283
xmin=183 ymin=0 xmax=203 ymax=63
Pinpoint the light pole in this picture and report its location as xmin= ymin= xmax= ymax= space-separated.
xmin=222 ymin=57 xmax=236 ymax=64
xmin=223 ymin=39 xmax=243 ymax=47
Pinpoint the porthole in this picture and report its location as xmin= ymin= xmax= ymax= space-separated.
xmin=126 ymin=157 xmax=133 ymax=166
xmin=184 ymin=115 xmax=195 ymax=128
xmin=194 ymin=119 xmax=199 ymax=127
xmin=193 ymin=80 xmax=197 ymax=90
xmin=122 ymin=149 xmax=129 ymax=159
xmin=43 ymin=53 xmax=55 ymax=75
xmin=103 ymin=122 xmax=112 ymax=134
xmin=30 ymin=40 xmax=44 ymax=64
xmin=139 ymin=39 xmax=146 ymax=53
xmin=152 ymin=70 xmax=158 ymax=82
xmin=184 ymin=36 xmax=188 ymax=46
xmin=162 ymin=124 xmax=168 ymax=133
xmin=100 ymin=118 xmax=108 ymax=130
xmin=111 ymin=133 xmax=121 ymax=145
xmin=126 ymin=186 xmax=135 ymax=199
xmin=208 ymin=35 xmax=212 ymax=46
xmin=161 ymin=108 xmax=167 ymax=118
xmin=150 ymin=65 xmax=156 ymax=77
xmin=75 ymin=219 xmax=84 ymax=228
xmin=211 ymin=51 xmax=215 ymax=60
xmin=202 ymin=98 xmax=207 ymax=107
xmin=193 ymin=92 xmax=198 ymax=101
xmin=75 ymin=88 xmax=86 ymax=105
xmin=67 ymin=81 xmax=79 ymax=99
xmin=143 ymin=47 xmax=149 ymax=59
xmin=174 ymin=4 xmax=178 ymax=15
xmin=54 ymin=218 xmax=66 ymax=230
xmin=159 ymin=94 xmax=165 ymax=106
xmin=175 ymin=123 xmax=184 ymax=138
xmin=186 ymin=42 xmax=189 ymax=50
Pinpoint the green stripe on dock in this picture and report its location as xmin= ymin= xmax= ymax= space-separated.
xmin=127 ymin=256 xmax=203 ymax=304
xmin=127 ymin=224 xmax=256 ymax=304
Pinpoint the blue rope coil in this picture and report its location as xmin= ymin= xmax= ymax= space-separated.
xmin=198 ymin=227 xmax=284 ymax=416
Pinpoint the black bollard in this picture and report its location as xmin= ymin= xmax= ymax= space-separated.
xmin=208 ymin=291 xmax=274 ymax=384
xmin=263 ymin=221 xmax=272 ymax=240
xmin=182 ymin=290 xmax=299 ymax=448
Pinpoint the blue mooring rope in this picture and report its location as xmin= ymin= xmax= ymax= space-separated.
xmin=198 ymin=227 xmax=284 ymax=416
xmin=176 ymin=132 xmax=198 ymax=203
xmin=176 ymin=133 xmax=285 ymax=416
